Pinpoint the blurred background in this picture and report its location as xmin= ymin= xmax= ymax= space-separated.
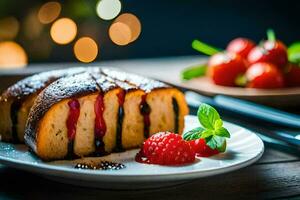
xmin=0 ymin=0 xmax=299 ymax=68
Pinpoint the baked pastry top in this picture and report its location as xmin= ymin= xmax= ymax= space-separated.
xmin=0 ymin=67 xmax=189 ymax=161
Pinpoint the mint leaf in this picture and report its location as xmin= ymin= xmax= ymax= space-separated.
xmin=206 ymin=135 xmax=225 ymax=150
xmin=181 ymin=64 xmax=207 ymax=81
xmin=183 ymin=103 xmax=230 ymax=152
xmin=200 ymin=129 xmax=214 ymax=139
xmin=205 ymin=136 xmax=217 ymax=149
xmin=197 ymin=103 xmax=220 ymax=130
xmin=215 ymin=127 xmax=230 ymax=138
xmin=214 ymin=119 xmax=223 ymax=129
xmin=183 ymin=127 xmax=204 ymax=141
xmin=217 ymin=140 xmax=227 ymax=152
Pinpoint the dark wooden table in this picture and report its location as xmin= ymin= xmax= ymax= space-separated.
xmin=0 ymin=56 xmax=299 ymax=200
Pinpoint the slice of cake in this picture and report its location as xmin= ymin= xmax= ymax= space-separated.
xmin=24 ymin=68 xmax=189 ymax=161
xmin=0 ymin=68 xmax=86 ymax=142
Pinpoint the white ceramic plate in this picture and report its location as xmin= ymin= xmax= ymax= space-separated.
xmin=0 ymin=115 xmax=264 ymax=189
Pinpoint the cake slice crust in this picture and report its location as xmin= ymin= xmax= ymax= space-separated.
xmin=23 ymin=68 xmax=189 ymax=161
xmin=0 ymin=67 xmax=86 ymax=142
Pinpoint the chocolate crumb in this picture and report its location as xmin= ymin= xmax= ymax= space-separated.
xmin=74 ymin=161 xmax=126 ymax=170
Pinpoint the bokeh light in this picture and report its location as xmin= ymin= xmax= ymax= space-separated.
xmin=74 ymin=37 xmax=98 ymax=63
xmin=109 ymin=13 xmax=141 ymax=45
xmin=115 ymin=13 xmax=141 ymax=42
xmin=96 ymin=0 xmax=121 ymax=20
xmin=0 ymin=17 xmax=19 ymax=40
xmin=50 ymin=18 xmax=77 ymax=44
xmin=109 ymin=22 xmax=132 ymax=46
xmin=38 ymin=1 xmax=61 ymax=24
xmin=0 ymin=41 xmax=27 ymax=68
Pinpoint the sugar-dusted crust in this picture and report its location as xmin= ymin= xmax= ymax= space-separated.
xmin=1 ymin=68 xmax=86 ymax=101
xmin=20 ymin=67 xmax=189 ymax=160
xmin=24 ymin=72 xmax=99 ymax=151
xmin=101 ymin=68 xmax=168 ymax=92
xmin=0 ymin=67 xmax=86 ymax=142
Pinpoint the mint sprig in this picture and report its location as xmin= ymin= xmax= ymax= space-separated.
xmin=183 ymin=103 xmax=230 ymax=152
xmin=197 ymin=103 xmax=221 ymax=130
xmin=183 ymin=127 xmax=205 ymax=141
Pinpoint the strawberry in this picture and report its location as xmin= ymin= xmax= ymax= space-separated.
xmin=135 ymin=132 xmax=195 ymax=165
xmin=183 ymin=103 xmax=230 ymax=157
xmin=189 ymin=139 xmax=220 ymax=157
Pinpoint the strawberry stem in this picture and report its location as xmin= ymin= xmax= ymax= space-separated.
xmin=267 ymin=29 xmax=276 ymax=42
xmin=235 ymin=74 xmax=247 ymax=87
xmin=192 ymin=39 xmax=221 ymax=56
xmin=181 ymin=64 xmax=207 ymax=80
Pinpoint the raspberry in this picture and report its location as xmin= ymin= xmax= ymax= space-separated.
xmin=190 ymin=139 xmax=219 ymax=157
xmin=135 ymin=132 xmax=195 ymax=165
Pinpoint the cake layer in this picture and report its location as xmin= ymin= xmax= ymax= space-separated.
xmin=23 ymin=68 xmax=188 ymax=161
xmin=0 ymin=68 xmax=86 ymax=142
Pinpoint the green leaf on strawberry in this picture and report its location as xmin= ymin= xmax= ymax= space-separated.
xmin=183 ymin=103 xmax=230 ymax=152
xmin=200 ymin=129 xmax=214 ymax=139
xmin=217 ymin=139 xmax=227 ymax=153
xmin=206 ymin=135 xmax=225 ymax=151
xmin=183 ymin=127 xmax=205 ymax=141
xmin=215 ymin=127 xmax=230 ymax=138
xmin=197 ymin=103 xmax=221 ymax=130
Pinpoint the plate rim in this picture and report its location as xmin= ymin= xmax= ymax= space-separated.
xmin=0 ymin=115 xmax=264 ymax=182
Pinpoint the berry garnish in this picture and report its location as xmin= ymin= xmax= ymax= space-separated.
xmin=246 ymin=62 xmax=284 ymax=89
xmin=181 ymin=29 xmax=300 ymax=90
xmin=189 ymin=139 xmax=220 ymax=157
xmin=135 ymin=132 xmax=195 ymax=165
xmin=247 ymin=29 xmax=288 ymax=69
xmin=247 ymin=41 xmax=288 ymax=69
xmin=207 ymin=52 xmax=247 ymax=86
xmin=226 ymin=37 xmax=255 ymax=59
xmin=183 ymin=104 xmax=230 ymax=156
xmin=135 ymin=104 xmax=230 ymax=165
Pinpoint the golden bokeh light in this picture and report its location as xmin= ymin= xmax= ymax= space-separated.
xmin=50 ymin=18 xmax=77 ymax=45
xmin=109 ymin=22 xmax=132 ymax=46
xmin=0 ymin=41 xmax=27 ymax=68
xmin=38 ymin=1 xmax=61 ymax=24
xmin=74 ymin=37 xmax=98 ymax=63
xmin=0 ymin=17 xmax=19 ymax=40
xmin=96 ymin=0 xmax=121 ymax=20
xmin=114 ymin=13 xmax=141 ymax=42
